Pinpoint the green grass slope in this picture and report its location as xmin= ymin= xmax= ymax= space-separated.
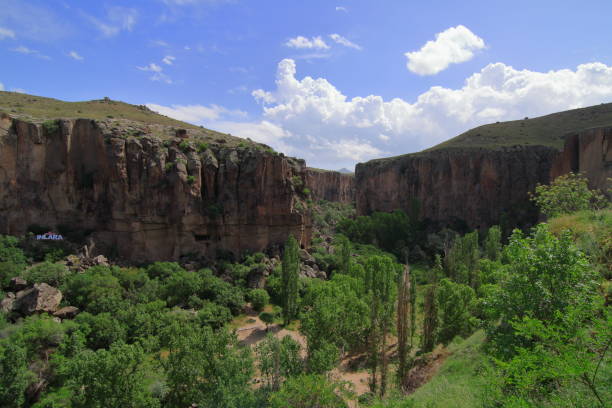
xmin=0 ymin=90 xmax=261 ymax=147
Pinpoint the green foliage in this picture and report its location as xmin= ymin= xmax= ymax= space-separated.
xmin=485 ymin=225 xmax=596 ymax=358
xmin=17 ymin=314 xmax=68 ymax=358
xmin=256 ymin=334 xmax=304 ymax=390
xmin=0 ymin=235 xmax=27 ymax=287
xmin=436 ymin=278 xmax=476 ymax=344
xmin=164 ymin=161 xmax=174 ymax=172
xmin=311 ymin=200 xmax=356 ymax=236
xmin=249 ymin=288 xmax=270 ymax=311
xmin=0 ymin=340 xmax=33 ymax=408
xmin=196 ymin=301 xmax=232 ymax=329
xmin=445 ymin=230 xmax=480 ymax=287
xmin=364 ymin=255 xmax=398 ymax=396
xmin=59 ymin=341 xmax=159 ymax=408
xmin=25 ymin=262 xmax=69 ymax=287
xmin=281 ymin=235 xmax=300 ymax=325
xmin=62 ymin=266 xmax=125 ymax=314
xmin=483 ymin=225 xmax=502 ymax=261
xmin=530 ymin=172 xmax=607 ymax=218
xmin=301 ymin=275 xmax=369 ymax=354
xmin=161 ymin=324 xmax=254 ymax=408
xmin=42 ymin=119 xmax=61 ymax=135
xmin=196 ymin=141 xmax=209 ymax=152
xmin=160 ymin=269 xmax=203 ymax=307
xmin=291 ymin=175 xmax=304 ymax=188
xmin=199 ymin=269 xmax=245 ymax=314
xmin=74 ymin=312 xmax=127 ymax=350
xmin=178 ymin=140 xmax=190 ymax=152
xmin=268 ymin=374 xmax=352 ymax=408
xmin=259 ymin=311 xmax=275 ymax=329
xmin=422 ymin=259 xmax=440 ymax=353
xmin=186 ymin=175 xmax=195 ymax=184
xmin=307 ymin=341 xmax=339 ymax=374
xmin=145 ymin=262 xmax=184 ymax=280
xmin=337 ymin=209 xmax=423 ymax=261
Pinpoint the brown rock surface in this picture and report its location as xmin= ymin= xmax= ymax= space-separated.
xmin=0 ymin=117 xmax=312 ymax=261
xmin=304 ymin=168 xmax=355 ymax=203
xmin=356 ymin=128 xmax=611 ymax=230
xmin=14 ymin=283 xmax=62 ymax=314
xmin=53 ymin=306 xmax=80 ymax=319
xmin=9 ymin=276 xmax=28 ymax=291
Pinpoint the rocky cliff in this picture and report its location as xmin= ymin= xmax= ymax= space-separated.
xmin=304 ymin=168 xmax=355 ymax=204
xmin=356 ymin=127 xmax=611 ymax=230
xmin=0 ymin=114 xmax=312 ymax=262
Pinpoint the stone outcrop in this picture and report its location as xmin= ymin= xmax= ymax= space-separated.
xmin=304 ymin=168 xmax=355 ymax=203
xmin=0 ymin=116 xmax=312 ymax=262
xmin=53 ymin=306 xmax=80 ymax=319
xmin=356 ymin=128 xmax=611 ymax=230
xmin=14 ymin=283 xmax=63 ymax=315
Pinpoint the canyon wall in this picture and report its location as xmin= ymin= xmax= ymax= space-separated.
xmin=356 ymin=127 xmax=612 ymax=230
xmin=0 ymin=116 xmax=312 ymax=262
xmin=304 ymin=169 xmax=355 ymax=204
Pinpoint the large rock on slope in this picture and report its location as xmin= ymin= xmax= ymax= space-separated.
xmin=356 ymin=128 xmax=611 ymax=230
xmin=14 ymin=283 xmax=62 ymax=314
xmin=0 ymin=116 xmax=312 ymax=262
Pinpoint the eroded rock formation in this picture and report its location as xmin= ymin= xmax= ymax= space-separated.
xmin=356 ymin=127 xmax=611 ymax=230
xmin=0 ymin=116 xmax=312 ymax=261
xmin=304 ymin=168 xmax=355 ymax=204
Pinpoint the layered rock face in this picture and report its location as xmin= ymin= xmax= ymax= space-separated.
xmin=0 ymin=116 xmax=311 ymax=261
xmin=304 ymin=169 xmax=355 ymax=203
xmin=356 ymin=128 xmax=611 ymax=230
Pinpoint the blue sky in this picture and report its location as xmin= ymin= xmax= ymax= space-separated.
xmin=1 ymin=0 xmax=612 ymax=170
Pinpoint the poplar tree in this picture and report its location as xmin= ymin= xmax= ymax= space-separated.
xmin=365 ymin=255 xmax=397 ymax=397
xmin=281 ymin=235 xmax=300 ymax=326
xmin=396 ymin=264 xmax=412 ymax=385
xmin=422 ymin=256 xmax=441 ymax=353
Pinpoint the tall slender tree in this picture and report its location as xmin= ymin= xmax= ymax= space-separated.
xmin=422 ymin=256 xmax=441 ymax=353
xmin=365 ymin=255 xmax=397 ymax=397
xmin=396 ymin=264 xmax=412 ymax=385
xmin=281 ymin=235 xmax=300 ymax=326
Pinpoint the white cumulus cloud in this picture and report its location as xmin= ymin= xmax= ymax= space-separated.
xmin=138 ymin=63 xmax=172 ymax=83
xmin=335 ymin=6 xmax=348 ymax=12
xmin=146 ymin=103 xmax=246 ymax=123
xmin=246 ymin=59 xmax=612 ymax=169
xmin=162 ymin=55 xmax=176 ymax=65
xmin=0 ymin=27 xmax=15 ymax=39
xmin=405 ymin=25 xmax=485 ymax=75
xmin=88 ymin=7 xmax=138 ymax=37
xmin=12 ymin=45 xmax=50 ymax=60
xmin=68 ymin=50 xmax=84 ymax=61
xmin=329 ymin=34 xmax=362 ymax=50
xmin=285 ymin=36 xmax=330 ymax=50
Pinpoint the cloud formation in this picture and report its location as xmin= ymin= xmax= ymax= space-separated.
xmin=89 ymin=7 xmax=138 ymax=37
xmin=329 ymin=34 xmax=362 ymax=50
xmin=0 ymin=27 xmax=15 ymax=39
xmin=148 ymin=59 xmax=612 ymax=169
xmin=146 ymin=103 xmax=246 ymax=123
xmin=68 ymin=50 xmax=84 ymax=61
xmin=162 ymin=55 xmax=176 ymax=65
xmin=405 ymin=25 xmax=485 ymax=75
xmin=285 ymin=36 xmax=330 ymax=50
xmin=11 ymin=45 xmax=50 ymax=60
xmin=137 ymin=63 xmax=173 ymax=83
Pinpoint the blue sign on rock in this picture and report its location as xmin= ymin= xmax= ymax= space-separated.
xmin=36 ymin=232 xmax=64 ymax=241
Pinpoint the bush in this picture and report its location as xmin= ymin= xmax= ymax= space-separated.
xmin=145 ymin=262 xmax=185 ymax=280
xmin=179 ymin=141 xmax=190 ymax=152
xmin=248 ymin=289 xmax=269 ymax=311
xmin=530 ymin=172 xmax=607 ymax=218
xmin=197 ymin=302 xmax=232 ymax=329
xmin=25 ymin=262 xmax=69 ymax=287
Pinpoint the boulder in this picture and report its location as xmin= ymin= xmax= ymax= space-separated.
xmin=14 ymin=283 xmax=62 ymax=315
xmin=0 ymin=292 xmax=15 ymax=313
xmin=92 ymin=255 xmax=109 ymax=267
xmin=53 ymin=306 xmax=80 ymax=319
xmin=299 ymin=264 xmax=318 ymax=279
xmin=247 ymin=264 xmax=270 ymax=289
xmin=9 ymin=277 xmax=28 ymax=292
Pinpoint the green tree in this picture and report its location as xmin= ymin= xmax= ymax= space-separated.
xmin=530 ymin=172 xmax=607 ymax=218
xmin=484 ymin=225 xmax=502 ymax=261
xmin=256 ymin=334 xmax=304 ymax=390
xmin=486 ymin=225 xmax=597 ymax=358
xmin=396 ymin=265 xmax=413 ymax=385
xmin=0 ymin=235 xmax=27 ymax=288
xmin=249 ymin=288 xmax=269 ymax=311
xmin=161 ymin=324 xmax=254 ymax=408
xmin=281 ymin=235 xmax=299 ymax=325
xmin=338 ymin=235 xmax=352 ymax=275
xmin=268 ymin=374 xmax=352 ymax=408
xmin=436 ymin=278 xmax=476 ymax=344
xmin=0 ymin=340 xmax=33 ymax=408
xmin=364 ymin=255 xmax=397 ymax=396
xmin=25 ymin=261 xmax=70 ymax=287
xmin=421 ymin=257 xmax=440 ymax=353
xmin=60 ymin=342 xmax=159 ymax=408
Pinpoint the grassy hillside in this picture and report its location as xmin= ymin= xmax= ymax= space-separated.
xmin=0 ymin=90 xmax=261 ymax=147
